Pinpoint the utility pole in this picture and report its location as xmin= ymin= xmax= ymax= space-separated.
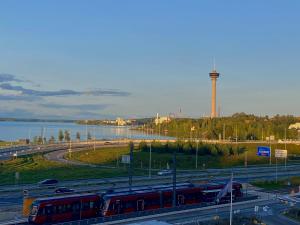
xmin=172 ymin=150 xmax=177 ymax=208
xmin=149 ymin=142 xmax=152 ymax=178
xmin=196 ymin=140 xmax=199 ymax=169
xmin=269 ymin=134 xmax=272 ymax=165
xmin=85 ymin=120 xmax=88 ymax=144
xmin=68 ymin=132 xmax=72 ymax=158
xmin=235 ymin=125 xmax=238 ymax=144
xmin=93 ymin=127 xmax=96 ymax=151
xmin=229 ymin=172 xmax=233 ymax=225
xmin=129 ymin=142 xmax=134 ymax=191
xmin=223 ymin=124 xmax=226 ymax=141
xmin=285 ymin=127 xmax=287 ymax=170
xmin=244 ymin=151 xmax=248 ymax=168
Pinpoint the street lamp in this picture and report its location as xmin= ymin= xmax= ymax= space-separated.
xmin=196 ymin=139 xmax=199 ymax=169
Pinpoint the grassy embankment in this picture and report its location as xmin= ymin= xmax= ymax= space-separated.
xmin=2 ymin=142 xmax=300 ymax=185
xmin=283 ymin=208 xmax=300 ymax=222
xmin=252 ymin=177 xmax=300 ymax=190
xmin=0 ymin=141 xmax=18 ymax=147
xmin=0 ymin=153 xmax=130 ymax=185
xmin=68 ymin=143 xmax=300 ymax=170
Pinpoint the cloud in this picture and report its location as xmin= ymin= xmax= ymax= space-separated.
xmin=39 ymin=103 xmax=110 ymax=110
xmin=0 ymin=95 xmax=40 ymax=101
xmin=0 ymin=73 xmax=24 ymax=83
xmin=0 ymin=83 xmax=130 ymax=97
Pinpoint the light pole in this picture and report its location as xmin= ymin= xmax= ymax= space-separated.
xmin=85 ymin=120 xmax=88 ymax=144
xmin=223 ymin=124 xmax=226 ymax=142
xmin=93 ymin=127 xmax=96 ymax=151
xmin=149 ymin=142 xmax=152 ymax=178
xmin=68 ymin=131 xmax=72 ymax=158
xmin=196 ymin=140 xmax=199 ymax=169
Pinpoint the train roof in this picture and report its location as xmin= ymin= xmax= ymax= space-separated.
xmin=33 ymin=193 xmax=99 ymax=204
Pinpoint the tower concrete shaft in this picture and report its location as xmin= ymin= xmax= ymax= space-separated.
xmin=209 ymin=70 xmax=220 ymax=118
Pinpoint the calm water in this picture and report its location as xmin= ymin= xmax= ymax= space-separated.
xmin=0 ymin=121 xmax=171 ymax=141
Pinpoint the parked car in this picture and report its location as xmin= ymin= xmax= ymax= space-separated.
xmin=55 ymin=187 xmax=74 ymax=194
xmin=38 ymin=179 xmax=59 ymax=186
xmin=157 ymin=169 xmax=172 ymax=176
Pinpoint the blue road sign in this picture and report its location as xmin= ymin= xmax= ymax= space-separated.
xmin=257 ymin=146 xmax=271 ymax=157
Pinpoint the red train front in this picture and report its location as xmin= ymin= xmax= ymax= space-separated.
xmin=28 ymin=194 xmax=102 ymax=224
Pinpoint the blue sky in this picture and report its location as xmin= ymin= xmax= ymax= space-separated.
xmin=0 ymin=0 xmax=299 ymax=119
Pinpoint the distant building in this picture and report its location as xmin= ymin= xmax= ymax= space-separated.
xmin=289 ymin=123 xmax=300 ymax=130
xmin=155 ymin=113 xmax=171 ymax=125
xmin=116 ymin=117 xmax=127 ymax=126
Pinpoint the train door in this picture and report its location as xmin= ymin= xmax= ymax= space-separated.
xmin=115 ymin=200 xmax=122 ymax=214
xmin=44 ymin=205 xmax=53 ymax=223
xmin=137 ymin=199 xmax=144 ymax=211
xmin=72 ymin=202 xmax=81 ymax=220
xmin=178 ymin=195 xmax=185 ymax=205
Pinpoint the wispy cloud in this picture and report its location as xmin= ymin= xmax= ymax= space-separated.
xmin=39 ymin=103 xmax=110 ymax=110
xmin=0 ymin=73 xmax=24 ymax=83
xmin=0 ymin=83 xmax=130 ymax=97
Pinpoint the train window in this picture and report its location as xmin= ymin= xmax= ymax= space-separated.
xmin=72 ymin=202 xmax=81 ymax=212
xmin=124 ymin=201 xmax=134 ymax=209
xmin=82 ymin=202 xmax=90 ymax=210
xmin=90 ymin=201 xmax=95 ymax=209
xmin=30 ymin=205 xmax=38 ymax=215
xmin=38 ymin=208 xmax=45 ymax=216
xmin=66 ymin=204 xmax=72 ymax=212
xmin=52 ymin=206 xmax=57 ymax=214
xmin=45 ymin=206 xmax=53 ymax=215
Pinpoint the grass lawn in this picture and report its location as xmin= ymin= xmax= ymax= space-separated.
xmin=252 ymin=177 xmax=300 ymax=190
xmin=68 ymin=143 xmax=300 ymax=170
xmin=0 ymin=154 xmax=130 ymax=185
xmin=283 ymin=208 xmax=300 ymax=222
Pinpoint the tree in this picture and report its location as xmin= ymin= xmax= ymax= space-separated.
xmin=58 ymin=130 xmax=64 ymax=142
xmin=76 ymin=132 xmax=81 ymax=141
xmin=49 ymin=136 xmax=55 ymax=144
xmin=87 ymin=131 xmax=92 ymax=140
xmin=64 ymin=130 xmax=71 ymax=142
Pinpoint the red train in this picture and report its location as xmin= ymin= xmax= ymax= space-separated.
xmin=28 ymin=182 xmax=243 ymax=224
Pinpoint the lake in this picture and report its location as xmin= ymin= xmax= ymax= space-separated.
xmin=0 ymin=121 xmax=171 ymax=142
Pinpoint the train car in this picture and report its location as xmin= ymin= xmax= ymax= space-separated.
xmin=101 ymin=182 xmax=243 ymax=216
xmin=28 ymin=182 xmax=243 ymax=224
xmin=28 ymin=194 xmax=101 ymax=224
xmin=200 ymin=182 xmax=243 ymax=203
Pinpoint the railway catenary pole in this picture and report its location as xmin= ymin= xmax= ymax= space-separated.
xmin=172 ymin=150 xmax=177 ymax=208
xmin=129 ymin=142 xmax=134 ymax=191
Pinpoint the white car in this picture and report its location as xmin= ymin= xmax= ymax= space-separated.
xmin=157 ymin=170 xmax=172 ymax=176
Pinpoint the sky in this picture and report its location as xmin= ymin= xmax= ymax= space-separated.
xmin=0 ymin=0 xmax=299 ymax=119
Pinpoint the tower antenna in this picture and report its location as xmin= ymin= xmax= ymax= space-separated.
xmin=213 ymin=57 xmax=216 ymax=71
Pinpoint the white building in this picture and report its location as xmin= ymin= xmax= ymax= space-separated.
xmin=116 ymin=117 xmax=127 ymax=126
xmin=289 ymin=123 xmax=300 ymax=130
xmin=155 ymin=113 xmax=171 ymax=126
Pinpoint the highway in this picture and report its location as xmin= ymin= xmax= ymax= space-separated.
xmin=2 ymin=141 xmax=300 ymax=224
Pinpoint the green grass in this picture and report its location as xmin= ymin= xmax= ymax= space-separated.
xmin=0 ymin=154 xmax=131 ymax=185
xmin=283 ymin=208 xmax=300 ymax=222
xmin=68 ymin=143 xmax=300 ymax=170
xmin=252 ymin=177 xmax=300 ymax=190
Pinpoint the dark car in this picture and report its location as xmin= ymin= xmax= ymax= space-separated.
xmin=38 ymin=179 xmax=59 ymax=186
xmin=55 ymin=187 xmax=74 ymax=194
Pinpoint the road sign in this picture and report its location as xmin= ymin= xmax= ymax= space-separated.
xmin=122 ymin=155 xmax=130 ymax=164
xmin=275 ymin=149 xmax=287 ymax=158
xmin=257 ymin=146 xmax=271 ymax=157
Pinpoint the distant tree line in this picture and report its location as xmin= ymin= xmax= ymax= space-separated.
xmin=138 ymin=140 xmax=246 ymax=157
xmin=139 ymin=113 xmax=300 ymax=140
xmin=31 ymin=130 xmax=83 ymax=144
